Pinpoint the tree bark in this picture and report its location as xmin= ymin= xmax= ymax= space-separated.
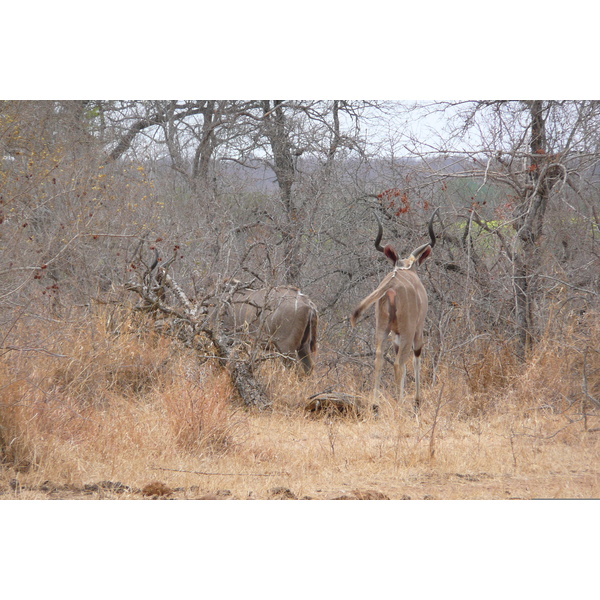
xmin=262 ymin=101 xmax=301 ymax=286
xmin=513 ymin=100 xmax=550 ymax=358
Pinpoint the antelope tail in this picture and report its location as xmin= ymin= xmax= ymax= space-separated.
xmin=301 ymin=307 xmax=318 ymax=355
xmin=350 ymin=285 xmax=390 ymax=327
xmin=298 ymin=306 xmax=318 ymax=374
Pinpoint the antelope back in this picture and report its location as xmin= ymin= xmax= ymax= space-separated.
xmin=230 ymin=286 xmax=316 ymax=354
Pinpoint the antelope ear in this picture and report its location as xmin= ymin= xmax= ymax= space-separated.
xmin=383 ymin=245 xmax=398 ymax=264
xmin=410 ymin=243 xmax=432 ymax=265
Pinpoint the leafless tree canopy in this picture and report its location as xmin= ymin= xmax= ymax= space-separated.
xmin=1 ymin=100 xmax=599 ymax=405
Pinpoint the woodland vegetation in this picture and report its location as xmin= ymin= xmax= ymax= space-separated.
xmin=1 ymin=100 xmax=598 ymax=500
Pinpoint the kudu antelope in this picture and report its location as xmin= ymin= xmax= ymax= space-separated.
xmin=225 ymin=284 xmax=318 ymax=374
xmin=350 ymin=209 xmax=438 ymax=409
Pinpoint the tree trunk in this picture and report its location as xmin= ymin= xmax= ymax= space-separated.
xmin=191 ymin=100 xmax=217 ymax=192
xmin=262 ymin=101 xmax=301 ymax=286
xmin=513 ymin=100 xmax=550 ymax=359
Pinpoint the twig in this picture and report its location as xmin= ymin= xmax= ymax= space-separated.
xmin=326 ymin=419 xmax=338 ymax=457
xmin=307 ymin=387 xmax=335 ymax=400
xmin=150 ymin=466 xmax=287 ymax=477
xmin=429 ymin=383 xmax=445 ymax=459
xmin=1 ymin=346 xmax=69 ymax=358
xmin=509 ymin=431 xmax=518 ymax=468
xmin=538 ymin=274 xmax=598 ymax=297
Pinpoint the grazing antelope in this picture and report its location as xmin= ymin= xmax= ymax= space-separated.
xmin=225 ymin=285 xmax=318 ymax=374
xmin=350 ymin=209 xmax=438 ymax=409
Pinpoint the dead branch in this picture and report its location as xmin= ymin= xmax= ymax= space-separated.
xmin=124 ymin=246 xmax=271 ymax=410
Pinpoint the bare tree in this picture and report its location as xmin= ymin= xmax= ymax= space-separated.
xmin=98 ymin=100 xmax=390 ymax=287
xmin=398 ymin=100 xmax=600 ymax=359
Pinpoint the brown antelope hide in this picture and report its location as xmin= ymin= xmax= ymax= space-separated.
xmin=350 ymin=209 xmax=438 ymax=409
xmin=225 ymin=285 xmax=318 ymax=374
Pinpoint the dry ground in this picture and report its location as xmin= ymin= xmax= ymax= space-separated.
xmin=2 ymin=384 xmax=598 ymax=500
xmin=1 ymin=312 xmax=599 ymax=501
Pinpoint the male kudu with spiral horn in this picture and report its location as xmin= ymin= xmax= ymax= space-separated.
xmin=350 ymin=208 xmax=439 ymax=410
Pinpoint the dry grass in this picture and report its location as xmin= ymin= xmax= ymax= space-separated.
xmin=1 ymin=308 xmax=599 ymax=500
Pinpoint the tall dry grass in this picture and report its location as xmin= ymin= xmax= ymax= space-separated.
xmin=0 ymin=307 xmax=239 ymax=481
xmin=1 ymin=307 xmax=598 ymax=499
